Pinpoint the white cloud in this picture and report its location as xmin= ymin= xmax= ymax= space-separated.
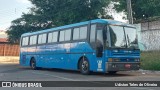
xmin=16 ymin=0 xmax=30 ymax=4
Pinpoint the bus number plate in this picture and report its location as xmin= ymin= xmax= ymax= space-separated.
xmin=125 ymin=64 xmax=131 ymax=68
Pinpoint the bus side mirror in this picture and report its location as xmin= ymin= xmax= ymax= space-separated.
xmin=105 ymin=40 xmax=109 ymax=47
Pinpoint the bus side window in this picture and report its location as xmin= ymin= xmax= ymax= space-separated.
xmin=59 ymin=29 xmax=71 ymax=42
xmin=53 ymin=32 xmax=58 ymax=42
xmin=38 ymin=34 xmax=43 ymax=44
xmin=90 ymin=24 xmax=96 ymax=49
xmin=38 ymin=34 xmax=46 ymax=44
xmin=33 ymin=35 xmax=37 ymax=45
xmin=22 ymin=37 xmax=29 ymax=46
xmin=59 ymin=31 xmax=65 ymax=42
xmin=73 ymin=28 xmax=80 ymax=40
xmin=48 ymin=32 xmax=53 ymax=43
xmin=48 ymin=32 xmax=58 ymax=43
xmin=65 ymin=29 xmax=71 ymax=41
xmin=41 ymin=34 xmax=47 ymax=44
xmin=29 ymin=36 xmax=32 ymax=45
xmin=80 ymin=26 xmax=87 ymax=39
xmin=30 ymin=35 xmax=37 ymax=45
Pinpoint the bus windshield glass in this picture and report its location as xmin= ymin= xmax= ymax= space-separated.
xmin=109 ymin=25 xmax=138 ymax=49
xmin=124 ymin=27 xmax=138 ymax=49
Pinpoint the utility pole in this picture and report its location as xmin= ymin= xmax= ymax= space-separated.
xmin=126 ymin=0 xmax=133 ymax=24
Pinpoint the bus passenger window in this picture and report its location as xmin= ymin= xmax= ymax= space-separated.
xmin=80 ymin=26 xmax=87 ymax=39
xmin=73 ymin=28 xmax=80 ymax=40
xmin=52 ymin=32 xmax=58 ymax=42
xmin=48 ymin=32 xmax=58 ymax=43
xmin=30 ymin=35 xmax=37 ymax=45
xmin=65 ymin=29 xmax=71 ymax=41
xmin=29 ymin=36 xmax=32 ymax=45
xmin=59 ymin=31 xmax=65 ymax=41
xmin=22 ymin=37 xmax=29 ymax=46
xmin=38 ymin=35 xmax=43 ymax=44
xmin=32 ymin=35 xmax=37 ymax=45
xmin=38 ymin=34 xmax=46 ymax=44
xmin=41 ymin=34 xmax=46 ymax=44
xmin=90 ymin=24 xmax=96 ymax=48
xmin=48 ymin=33 xmax=53 ymax=43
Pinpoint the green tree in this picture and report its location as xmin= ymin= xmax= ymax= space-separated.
xmin=7 ymin=0 xmax=112 ymax=43
xmin=113 ymin=0 xmax=160 ymax=23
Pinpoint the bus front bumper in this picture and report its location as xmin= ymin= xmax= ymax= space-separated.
xmin=106 ymin=62 xmax=140 ymax=72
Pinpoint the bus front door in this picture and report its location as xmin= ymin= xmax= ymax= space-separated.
xmin=95 ymin=29 xmax=105 ymax=72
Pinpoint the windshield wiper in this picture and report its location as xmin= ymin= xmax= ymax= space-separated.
xmin=126 ymin=34 xmax=130 ymax=48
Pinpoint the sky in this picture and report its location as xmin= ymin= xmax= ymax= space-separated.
xmin=0 ymin=0 xmax=32 ymax=30
xmin=0 ymin=0 xmax=126 ymax=31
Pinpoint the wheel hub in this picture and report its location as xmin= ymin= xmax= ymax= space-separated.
xmin=82 ymin=61 xmax=88 ymax=71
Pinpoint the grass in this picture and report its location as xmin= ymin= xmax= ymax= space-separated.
xmin=140 ymin=51 xmax=160 ymax=70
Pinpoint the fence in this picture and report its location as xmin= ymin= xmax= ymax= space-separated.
xmin=138 ymin=19 xmax=160 ymax=51
xmin=0 ymin=44 xmax=19 ymax=56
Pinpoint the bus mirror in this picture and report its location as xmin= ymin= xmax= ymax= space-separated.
xmin=105 ymin=40 xmax=109 ymax=47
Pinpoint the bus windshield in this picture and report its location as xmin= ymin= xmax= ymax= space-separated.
xmin=124 ymin=27 xmax=138 ymax=49
xmin=108 ymin=25 xmax=138 ymax=49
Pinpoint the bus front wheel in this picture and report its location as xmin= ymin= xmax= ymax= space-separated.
xmin=30 ymin=58 xmax=38 ymax=70
xmin=79 ymin=57 xmax=90 ymax=75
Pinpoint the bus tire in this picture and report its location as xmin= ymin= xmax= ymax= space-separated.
xmin=30 ymin=58 xmax=38 ymax=70
xmin=79 ymin=57 xmax=90 ymax=75
xmin=108 ymin=71 xmax=117 ymax=74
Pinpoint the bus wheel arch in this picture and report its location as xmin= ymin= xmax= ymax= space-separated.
xmin=78 ymin=56 xmax=90 ymax=75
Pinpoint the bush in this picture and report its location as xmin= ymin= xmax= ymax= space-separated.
xmin=141 ymin=51 xmax=160 ymax=70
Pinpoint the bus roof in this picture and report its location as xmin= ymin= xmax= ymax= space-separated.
xmin=21 ymin=19 xmax=135 ymax=37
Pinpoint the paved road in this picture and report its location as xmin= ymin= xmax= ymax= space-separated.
xmin=0 ymin=63 xmax=160 ymax=90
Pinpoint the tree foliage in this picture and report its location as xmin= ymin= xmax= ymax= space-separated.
xmin=7 ymin=0 xmax=112 ymax=43
xmin=113 ymin=0 xmax=160 ymax=23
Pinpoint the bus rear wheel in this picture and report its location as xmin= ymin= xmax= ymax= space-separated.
xmin=79 ymin=57 xmax=90 ymax=75
xmin=30 ymin=58 xmax=38 ymax=70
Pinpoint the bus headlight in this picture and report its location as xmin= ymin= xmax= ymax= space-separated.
xmin=113 ymin=58 xmax=120 ymax=62
xmin=108 ymin=58 xmax=120 ymax=62
xmin=134 ymin=58 xmax=140 ymax=62
xmin=108 ymin=58 xmax=113 ymax=62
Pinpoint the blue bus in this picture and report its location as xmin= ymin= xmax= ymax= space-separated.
xmin=20 ymin=19 xmax=140 ymax=74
